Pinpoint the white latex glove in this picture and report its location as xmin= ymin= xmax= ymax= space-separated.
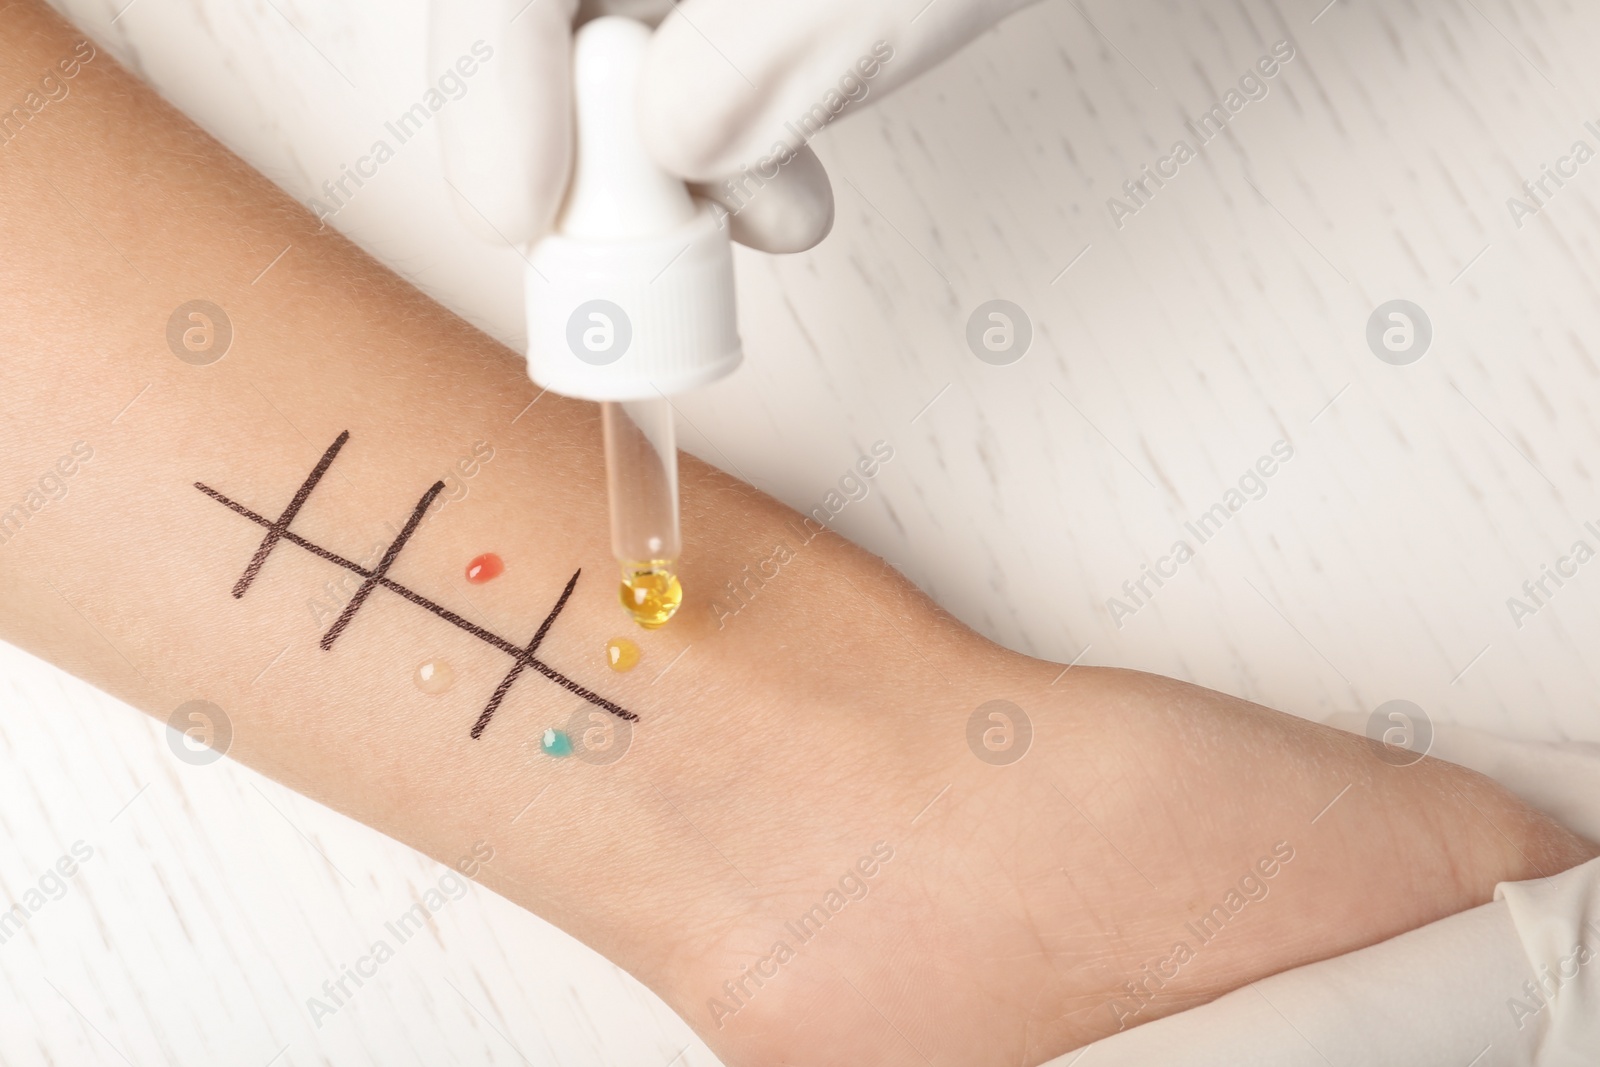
xmin=431 ymin=0 xmax=1039 ymax=253
xmin=429 ymin=0 xmax=580 ymax=247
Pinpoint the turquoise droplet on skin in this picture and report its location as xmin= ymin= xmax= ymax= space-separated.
xmin=541 ymin=728 xmax=573 ymax=758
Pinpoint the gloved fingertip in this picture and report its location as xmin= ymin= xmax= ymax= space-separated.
xmin=727 ymin=188 xmax=833 ymax=254
xmin=694 ymin=145 xmax=835 ymax=254
xmin=637 ymin=11 xmax=759 ymax=179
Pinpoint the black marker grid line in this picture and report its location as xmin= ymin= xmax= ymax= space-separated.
xmin=195 ymin=433 xmax=637 ymax=738
xmin=233 ymin=429 xmax=350 ymax=599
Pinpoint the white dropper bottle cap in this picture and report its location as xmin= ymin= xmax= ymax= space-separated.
xmin=525 ymin=16 xmax=741 ymax=629
xmin=524 ymin=16 xmax=742 ymax=401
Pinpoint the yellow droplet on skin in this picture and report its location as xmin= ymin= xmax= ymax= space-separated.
xmin=619 ymin=561 xmax=682 ymax=630
xmin=413 ymin=658 xmax=456 ymax=694
xmin=605 ymin=636 xmax=641 ymax=672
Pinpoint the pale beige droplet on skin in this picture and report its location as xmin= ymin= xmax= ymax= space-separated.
xmin=413 ymin=659 xmax=456 ymax=694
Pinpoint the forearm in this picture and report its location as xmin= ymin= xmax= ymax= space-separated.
xmin=5 ymin=6 xmax=1595 ymax=1065
xmin=0 ymin=0 xmax=998 ymax=994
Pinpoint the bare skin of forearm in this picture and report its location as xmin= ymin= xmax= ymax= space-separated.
xmin=0 ymin=5 xmax=1592 ymax=1065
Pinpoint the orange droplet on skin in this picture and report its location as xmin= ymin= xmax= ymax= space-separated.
xmin=605 ymin=637 xmax=641 ymax=672
xmin=466 ymin=553 xmax=504 ymax=584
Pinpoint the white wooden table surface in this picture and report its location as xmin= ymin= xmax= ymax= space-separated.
xmin=6 ymin=0 xmax=1600 ymax=1062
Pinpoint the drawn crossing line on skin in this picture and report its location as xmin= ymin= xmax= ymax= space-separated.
xmin=320 ymin=480 xmax=444 ymax=650
xmin=232 ymin=429 xmax=349 ymax=598
xmin=195 ymin=432 xmax=638 ymax=736
xmin=471 ymin=570 xmax=579 ymax=740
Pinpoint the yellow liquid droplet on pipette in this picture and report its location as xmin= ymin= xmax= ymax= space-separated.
xmin=619 ymin=561 xmax=682 ymax=629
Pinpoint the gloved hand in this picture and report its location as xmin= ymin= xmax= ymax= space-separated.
xmin=430 ymin=0 xmax=1039 ymax=254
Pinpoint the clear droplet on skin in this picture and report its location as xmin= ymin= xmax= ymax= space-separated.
xmin=605 ymin=637 xmax=641 ymax=672
xmin=413 ymin=659 xmax=456 ymax=694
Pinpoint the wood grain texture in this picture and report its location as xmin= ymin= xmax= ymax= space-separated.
xmin=5 ymin=0 xmax=1599 ymax=1061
